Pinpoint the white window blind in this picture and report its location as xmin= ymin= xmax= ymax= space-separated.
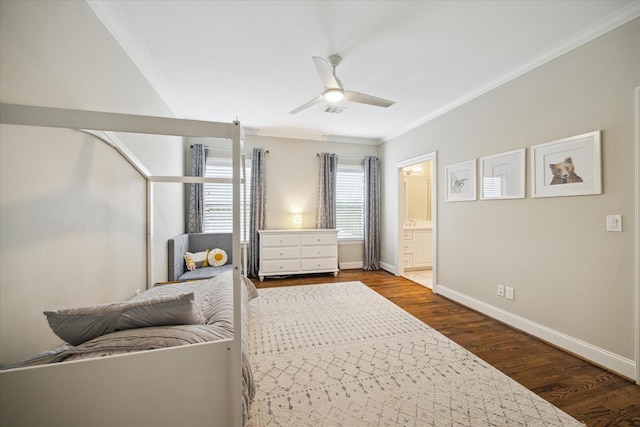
xmin=336 ymin=164 xmax=364 ymax=240
xmin=204 ymin=157 xmax=251 ymax=234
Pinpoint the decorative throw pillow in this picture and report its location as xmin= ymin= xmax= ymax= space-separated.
xmin=184 ymin=255 xmax=197 ymax=271
xmin=184 ymin=250 xmax=210 ymax=270
xmin=207 ymin=248 xmax=228 ymax=267
xmin=44 ymin=293 xmax=205 ymax=346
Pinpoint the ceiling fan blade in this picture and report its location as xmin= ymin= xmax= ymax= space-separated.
xmin=344 ymin=91 xmax=395 ymax=108
xmin=312 ymin=56 xmax=341 ymax=89
xmin=289 ymin=94 xmax=323 ymax=115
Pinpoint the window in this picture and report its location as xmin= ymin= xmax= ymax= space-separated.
xmin=336 ymin=164 xmax=364 ymax=240
xmin=203 ymin=157 xmax=251 ymax=234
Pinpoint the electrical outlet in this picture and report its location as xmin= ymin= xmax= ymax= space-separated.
xmin=505 ymin=286 xmax=514 ymax=300
xmin=497 ymin=284 xmax=505 ymax=297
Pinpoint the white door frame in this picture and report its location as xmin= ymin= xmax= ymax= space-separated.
xmin=396 ymin=151 xmax=438 ymax=293
xmin=634 ymin=87 xmax=639 ymax=384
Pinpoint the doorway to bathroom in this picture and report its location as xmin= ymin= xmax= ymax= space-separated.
xmin=396 ymin=152 xmax=437 ymax=291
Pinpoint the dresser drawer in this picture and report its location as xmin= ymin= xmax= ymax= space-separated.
xmin=261 ymin=259 xmax=300 ymax=273
xmin=301 ymin=258 xmax=337 ymax=271
xmin=300 ymin=233 xmax=338 ymax=246
xmin=261 ymin=234 xmax=300 ymax=247
xmin=263 ymin=246 xmax=300 ymax=260
xmin=402 ymin=254 xmax=413 ymax=267
xmin=301 ymin=245 xmax=337 ymax=259
xmin=403 ymin=231 xmax=413 ymax=240
xmin=402 ymin=240 xmax=413 ymax=254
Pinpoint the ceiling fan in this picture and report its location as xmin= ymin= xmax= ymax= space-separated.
xmin=289 ymin=55 xmax=395 ymax=114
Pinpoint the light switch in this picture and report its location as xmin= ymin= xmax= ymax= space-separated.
xmin=606 ymin=215 xmax=622 ymax=232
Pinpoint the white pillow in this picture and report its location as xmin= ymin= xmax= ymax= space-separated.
xmin=184 ymin=250 xmax=209 ymax=270
xmin=207 ymin=248 xmax=228 ymax=267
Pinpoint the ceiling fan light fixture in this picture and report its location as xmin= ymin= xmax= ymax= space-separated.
xmin=290 ymin=56 xmax=395 ymax=114
xmin=323 ymin=88 xmax=344 ymax=102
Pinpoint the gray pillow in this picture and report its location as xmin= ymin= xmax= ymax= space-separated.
xmin=44 ymin=293 xmax=205 ymax=346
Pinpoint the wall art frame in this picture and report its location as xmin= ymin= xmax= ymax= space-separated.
xmin=445 ymin=159 xmax=476 ymax=202
xmin=531 ymin=131 xmax=602 ymax=198
xmin=480 ymin=148 xmax=526 ymax=200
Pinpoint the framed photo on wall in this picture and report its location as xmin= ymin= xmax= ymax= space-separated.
xmin=445 ymin=159 xmax=476 ymax=202
xmin=480 ymin=148 xmax=525 ymax=200
xmin=531 ymin=131 xmax=602 ymax=198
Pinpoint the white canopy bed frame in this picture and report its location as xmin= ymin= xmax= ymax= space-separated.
xmin=0 ymin=103 xmax=247 ymax=427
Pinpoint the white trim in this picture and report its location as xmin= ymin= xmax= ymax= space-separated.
xmin=436 ymin=284 xmax=636 ymax=380
xmin=339 ymin=261 xmax=363 ymax=270
xmin=396 ymin=153 xmax=435 ymax=168
xmin=381 ymin=2 xmax=640 ymax=143
xmin=431 ymin=153 xmax=438 ymax=294
xmin=380 ymin=261 xmax=396 ymax=275
xmin=635 ymin=86 xmax=640 ymax=383
xmin=395 ymin=152 xmax=438 ymax=293
xmin=397 ymin=167 xmax=406 ymax=277
xmin=244 ymin=127 xmax=379 ymax=146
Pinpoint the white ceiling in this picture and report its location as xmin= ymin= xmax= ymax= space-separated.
xmin=87 ymin=0 xmax=639 ymax=144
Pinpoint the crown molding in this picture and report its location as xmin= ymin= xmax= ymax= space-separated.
xmin=381 ymin=2 xmax=640 ymax=143
xmin=243 ymin=127 xmax=380 ymax=145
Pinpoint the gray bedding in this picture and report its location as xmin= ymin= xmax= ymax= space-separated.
xmin=8 ymin=272 xmax=258 ymax=424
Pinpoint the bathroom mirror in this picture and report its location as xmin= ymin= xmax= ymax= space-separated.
xmin=405 ymin=175 xmax=431 ymax=220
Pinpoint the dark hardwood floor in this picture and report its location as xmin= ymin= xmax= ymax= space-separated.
xmin=252 ymin=269 xmax=640 ymax=427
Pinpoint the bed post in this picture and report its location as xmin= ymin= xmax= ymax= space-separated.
xmin=231 ymin=119 xmax=243 ymax=427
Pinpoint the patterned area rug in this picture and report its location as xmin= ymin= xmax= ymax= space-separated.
xmin=247 ymin=282 xmax=583 ymax=426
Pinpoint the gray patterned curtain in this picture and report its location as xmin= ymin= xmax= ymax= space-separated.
xmin=316 ymin=153 xmax=337 ymax=229
xmin=187 ymin=143 xmax=206 ymax=233
xmin=248 ymin=148 xmax=267 ymax=277
xmin=363 ymin=156 xmax=380 ymax=270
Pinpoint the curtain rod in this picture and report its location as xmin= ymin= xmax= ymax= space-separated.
xmin=316 ymin=153 xmax=375 ymax=161
xmin=190 ymin=144 xmax=269 ymax=154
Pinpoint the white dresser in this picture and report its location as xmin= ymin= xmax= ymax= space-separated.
xmin=258 ymin=229 xmax=339 ymax=281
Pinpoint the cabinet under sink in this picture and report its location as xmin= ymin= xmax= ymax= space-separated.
xmin=402 ymin=228 xmax=432 ymax=270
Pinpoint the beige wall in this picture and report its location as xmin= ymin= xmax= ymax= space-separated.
xmin=243 ymin=134 xmax=379 ymax=268
xmin=243 ymin=135 xmax=376 ymax=229
xmin=380 ymin=19 xmax=639 ymax=375
xmin=0 ymin=1 xmax=184 ymax=365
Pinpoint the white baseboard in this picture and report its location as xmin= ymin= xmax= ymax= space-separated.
xmin=436 ymin=284 xmax=636 ymax=380
xmin=339 ymin=261 xmax=363 ymax=270
xmin=380 ymin=262 xmax=396 ymax=275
